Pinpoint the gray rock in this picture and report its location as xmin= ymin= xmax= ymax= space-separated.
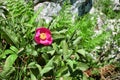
xmin=71 ymin=0 xmax=92 ymax=16
xmin=113 ymin=0 xmax=120 ymax=11
xmin=34 ymin=0 xmax=93 ymax=23
xmin=34 ymin=2 xmax=61 ymax=23
xmin=71 ymin=0 xmax=86 ymax=15
xmin=34 ymin=0 xmax=64 ymax=5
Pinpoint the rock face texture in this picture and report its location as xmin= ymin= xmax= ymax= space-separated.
xmin=34 ymin=0 xmax=64 ymax=5
xmin=34 ymin=0 xmax=120 ymax=24
xmin=70 ymin=0 xmax=92 ymax=16
xmin=34 ymin=0 xmax=93 ymax=23
xmin=34 ymin=2 xmax=61 ymax=23
xmin=113 ymin=0 xmax=120 ymax=11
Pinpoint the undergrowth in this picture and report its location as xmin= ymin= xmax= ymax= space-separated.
xmin=0 ymin=0 xmax=119 ymax=80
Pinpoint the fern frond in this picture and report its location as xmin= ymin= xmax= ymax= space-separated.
xmin=49 ymin=3 xmax=73 ymax=30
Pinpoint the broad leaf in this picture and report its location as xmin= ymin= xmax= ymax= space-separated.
xmin=10 ymin=46 xmax=18 ymax=53
xmin=40 ymin=56 xmax=55 ymax=76
xmin=0 ymin=50 xmax=15 ymax=59
xmin=77 ymin=49 xmax=86 ymax=57
xmin=0 ymin=28 xmax=18 ymax=48
xmin=73 ymin=37 xmax=81 ymax=45
xmin=0 ymin=54 xmax=18 ymax=78
xmin=56 ymin=66 xmax=68 ymax=77
xmin=77 ymin=62 xmax=89 ymax=71
xmin=30 ymin=73 xmax=37 ymax=80
xmin=61 ymin=40 xmax=68 ymax=60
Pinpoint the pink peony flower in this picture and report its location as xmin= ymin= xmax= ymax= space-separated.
xmin=34 ymin=27 xmax=53 ymax=46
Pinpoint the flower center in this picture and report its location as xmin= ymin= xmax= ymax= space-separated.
xmin=40 ymin=33 xmax=46 ymax=40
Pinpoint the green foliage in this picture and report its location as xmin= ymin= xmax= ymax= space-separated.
xmin=94 ymin=0 xmax=120 ymax=19
xmin=49 ymin=3 xmax=72 ymax=30
xmin=0 ymin=46 xmax=18 ymax=79
xmin=72 ymin=15 xmax=110 ymax=50
xmin=0 ymin=0 xmax=119 ymax=80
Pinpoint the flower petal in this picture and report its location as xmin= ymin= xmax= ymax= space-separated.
xmin=36 ymin=27 xmax=51 ymax=34
xmin=34 ymin=27 xmax=53 ymax=45
xmin=40 ymin=39 xmax=52 ymax=45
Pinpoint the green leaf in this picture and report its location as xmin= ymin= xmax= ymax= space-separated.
xmin=4 ymin=54 xmax=18 ymax=70
xmin=52 ymin=29 xmax=67 ymax=34
xmin=53 ymin=55 xmax=61 ymax=65
xmin=0 ymin=46 xmax=18 ymax=59
xmin=47 ymin=50 xmax=55 ymax=55
xmin=41 ymin=67 xmax=53 ymax=75
xmin=52 ymin=34 xmax=66 ymax=40
xmin=52 ymin=29 xmax=68 ymax=40
xmin=30 ymin=73 xmax=37 ymax=80
xmin=0 ymin=50 xmax=15 ymax=59
xmin=35 ymin=64 xmax=42 ymax=79
xmin=61 ymin=40 xmax=68 ymax=60
xmin=4 ymin=50 xmax=15 ymax=55
xmin=28 ymin=62 xmax=36 ymax=68
xmin=35 ymin=64 xmax=42 ymax=74
xmin=66 ymin=60 xmax=74 ymax=70
xmin=0 ymin=28 xmax=19 ymax=48
xmin=56 ymin=66 xmax=68 ymax=77
xmin=42 ymin=53 xmax=49 ymax=63
xmin=40 ymin=56 xmax=55 ymax=76
xmin=77 ymin=49 xmax=86 ymax=57
xmin=29 ymin=6 xmax=43 ymax=25
xmin=32 ymin=50 xmax=38 ymax=56
xmin=62 ymin=40 xmax=68 ymax=54
xmin=77 ymin=62 xmax=89 ymax=71
xmin=61 ymin=40 xmax=70 ymax=60
xmin=10 ymin=46 xmax=18 ymax=53
xmin=73 ymin=37 xmax=81 ymax=45
xmin=0 ymin=54 xmax=18 ymax=78
xmin=52 ymin=43 xmax=58 ymax=52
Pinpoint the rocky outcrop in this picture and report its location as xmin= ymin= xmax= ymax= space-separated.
xmin=113 ymin=0 xmax=120 ymax=11
xmin=34 ymin=0 xmax=93 ymax=23
xmin=34 ymin=2 xmax=61 ymax=23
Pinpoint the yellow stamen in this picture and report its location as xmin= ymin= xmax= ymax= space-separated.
xmin=40 ymin=33 xmax=46 ymax=40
